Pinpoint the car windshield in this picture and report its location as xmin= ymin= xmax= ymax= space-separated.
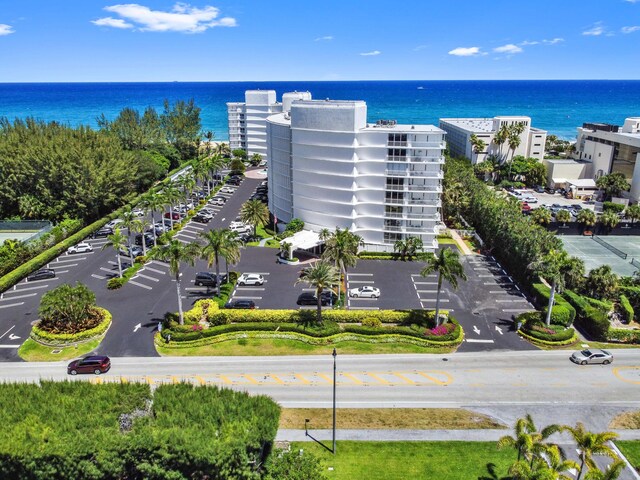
xmin=581 ymin=349 xmax=592 ymax=356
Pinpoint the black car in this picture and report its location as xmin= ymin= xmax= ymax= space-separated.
xmin=534 ymin=185 xmax=545 ymax=193
xmin=226 ymin=179 xmax=241 ymax=186
xmin=297 ymin=292 xmax=331 ymax=306
xmin=545 ymin=187 xmax=556 ymax=194
xmin=135 ymin=233 xmax=155 ymax=247
xmin=192 ymin=215 xmax=211 ymax=223
xmin=195 ymin=272 xmax=227 ymax=287
xmin=93 ymin=227 xmax=114 ymax=238
xmin=225 ymin=299 xmax=256 ymax=309
xmin=27 ymin=268 xmax=56 ymax=281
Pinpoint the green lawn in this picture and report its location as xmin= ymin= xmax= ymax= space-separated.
xmin=617 ymin=441 xmax=640 ymax=472
xmin=157 ymin=337 xmax=454 ymax=356
xmin=292 ymin=441 xmax=515 ymax=480
xmin=18 ymin=337 xmax=102 ymax=361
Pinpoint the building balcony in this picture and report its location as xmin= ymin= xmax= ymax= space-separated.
xmin=383 ymin=224 xmax=438 ymax=234
xmin=384 ymin=195 xmax=442 ymax=206
xmin=385 ymin=169 xmax=444 ymax=179
xmin=386 ymin=155 xmax=445 ymax=164
xmin=385 ymin=184 xmax=441 ymax=192
xmin=387 ymin=141 xmax=408 ymax=147
xmin=384 ymin=211 xmax=440 ymax=220
xmin=408 ymin=141 xmax=446 ymax=149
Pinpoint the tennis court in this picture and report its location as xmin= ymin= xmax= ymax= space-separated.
xmin=559 ymin=235 xmax=639 ymax=277
xmin=0 ymin=231 xmax=38 ymax=244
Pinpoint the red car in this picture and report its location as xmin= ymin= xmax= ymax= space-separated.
xmin=67 ymin=356 xmax=111 ymax=375
xmin=164 ymin=212 xmax=182 ymax=220
xmin=521 ymin=202 xmax=531 ymax=212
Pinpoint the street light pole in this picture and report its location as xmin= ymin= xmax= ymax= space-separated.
xmin=332 ymin=347 xmax=337 ymax=455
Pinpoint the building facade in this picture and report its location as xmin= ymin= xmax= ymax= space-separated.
xmin=227 ymin=90 xmax=311 ymax=160
xmin=439 ymin=116 xmax=546 ymax=164
xmin=267 ymin=100 xmax=445 ymax=252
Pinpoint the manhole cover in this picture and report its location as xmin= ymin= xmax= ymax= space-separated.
xmin=442 ymin=358 xmax=448 ymax=362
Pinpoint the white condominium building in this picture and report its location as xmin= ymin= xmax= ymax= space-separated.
xmin=267 ymin=99 xmax=445 ymax=252
xmin=227 ymin=90 xmax=311 ymax=159
xmin=439 ymin=116 xmax=546 ymax=164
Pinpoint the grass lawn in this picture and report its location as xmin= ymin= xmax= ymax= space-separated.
xmin=291 ymin=441 xmax=515 ymax=480
xmin=280 ymin=408 xmax=505 ymax=430
xmin=617 ymin=441 xmax=640 ymax=472
xmin=18 ymin=337 xmax=102 ymax=362
xmin=610 ymin=411 xmax=640 ymax=429
xmin=435 ymin=237 xmax=457 ymax=245
xmin=157 ymin=337 xmax=454 ymax=356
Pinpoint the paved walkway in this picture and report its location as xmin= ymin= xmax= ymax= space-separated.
xmin=258 ymin=236 xmax=274 ymax=247
xmin=449 ymin=230 xmax=474 ymax=255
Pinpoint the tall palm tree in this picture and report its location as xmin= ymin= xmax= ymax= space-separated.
xmin=240 ymin=199 xmax=270 ymax=238
xmin=563 ymin=423 xmax=619 ymax=480
xmin=177 ymin=173 xmax=196 ymax=207
xmin=420 ymin=248 xmax=467 ymax=326
xmin=141 ymin=193 xmax=164 ymax=247
xmin=508 ymin=446 xmax=577 ymax=480
xmin=493 ymin=124 xmax=510 ymax=162
xmin=319 ymin=228 xmax=331 ymax=242
xmin=527 ymin=249 xmax=575 ymax=326
xmin=577 ymin=209 xmax=597 ymax=233
xmin=214 ymin=141 xmax=231 ymax=158
xmin=191 ymin=158 xmax=210 ymax=195
xmin=129 ymin=218 xmax=150 ymax=256
xmin=470 ymin=133 xmax=487 ymax=163
xmin=296 ymin=261 xmax=340 ymax=323
xmin=120 ymin=207 xmax=137 ymax=265
xmin=162 ymin=184 xmax=182 ymax=230
xmin=498 ymin=414 xmax=562 ymax=464
xmin=102 ymin=228 xmax=128 ymax=278
xmin=322 ymin=227 xmax=362 ymax=307
xmin=148 ymin=239 xmax=200 ymax=325
xmin=584 ymin=460 xmax=626 ymax=480
xmin=199 ymin=229 xmax=241 ymax=296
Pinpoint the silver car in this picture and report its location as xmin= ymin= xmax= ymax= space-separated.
xmin=570 ymin=349 xmax=613 ymax=365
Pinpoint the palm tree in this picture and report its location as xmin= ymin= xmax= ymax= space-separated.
xmin=584 ymin=460 xmax=626 ymax=480
xmin=528 ymin=249 xmax=575 ymax=326
xmin=162 ymin=184 xmax=182 ymax=230
xmin=322 ymin=227 xmax=362 ymax=307
xmin=599 ymin=211 xmax=620 ymax=233
xmin=563 ymin=423 xmax=619 ymax=480
xmin=202 ymin=130 xmax=214 ymax=156
xmin=177 ymin=172 xmax=196 ymax=208
xmin=280 ymin=241 xmax=293 ymax=261
xmin=470 ymin=133 xmax=487 ymax=163
xmin=507 ymin=125 xmax=524 ymax=179
xmin=584 ymin=265 xmax=618 ymax=300
xmin=420 ymin=248 xmax=467 ymax=326
xmin=130 ymin=218 xmax=150 ymax=257
xmin=296 ymin=261 xmax=340 ymax=322
xmin=148 ymin=240 xmax=200 ymax=325
xmin=493 ymin=124 xmax=510 ymax=162
xmin=508 ymin=446 xmax=577 ymax=480
xmin=625 ymin=204 xmax=640 ymax=226
xmin=577 ymin=209 xmax=597 ymax=233
xmin=102 ymin=228 xmax=128 ymax=278
xmin=214 ymin=141 xmax=231 ymax=158
xmin=191 ymin=159 xmax=211 ymax=196
xmin=319 ymin=228 xmax=331 ymax=242
xmin=240 ymin=199 xmax=270 ymax=238
xmin=199 ymin=229 xmax=241 ymax=297
xmin=120 ymin=207 xmax=137 ymax=265
xmin=531 ymin=207 xmax=552 ymax=226
xmin=556 ymin=209 xmax=571 ymax=228
xmin=141 ymin=193 xmax=164 ymax=247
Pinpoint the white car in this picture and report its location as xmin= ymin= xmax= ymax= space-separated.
xmin=220 ymin=186 xmax=235 ymax=194
xmin=105 ymin=219 xmax=124 ymax=229
xmin=230 ymin=224 xmax=252 ymax=234
xmin=132 ymin=208 xmax=146 ymax=217
xmin=237 ymin=273 xmax=264 ymax=286
xmin=349 ymin=286 xmax=381 ymax=298
xmin=197 ymin=211 xmax=214 ymax=220
xmin=67 ymin=242 xmax=93 ymax=254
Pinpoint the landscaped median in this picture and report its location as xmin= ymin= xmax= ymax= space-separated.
xmin=155 ymin=300 xmax=464 ymax=355
xmin=515 ymin=311 xmax=578 ymax=348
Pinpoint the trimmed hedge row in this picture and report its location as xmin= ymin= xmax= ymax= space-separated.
xmin=30 ymin=308 xmax=112 ymax=346
xmin=357 ymin=251 xmax=431 ymax=261
xmin=516 ymin=311 xmax=576 ymax=344
xmin=531 ymin=283 xmax=576 ymax=326
xmin=608 ymin=328 xmax=640 ymax=344
xmin=518 ymin=329 xmax=578 ymax=347
xmin=563 ymin=290 xmax=610 ymax=341
xmin=619 ymin=294 xmax=635 ymax=323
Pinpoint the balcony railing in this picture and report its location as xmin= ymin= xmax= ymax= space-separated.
xmin=385 ymin=169 xmax=444 ymax=179
xmin=408 ymin=141 xmax=446 ymax=149
xmin=384 ymin=196 xmax=441 ymax=205
xmin=384 ymin=211 xmax=440 ymax=220
xmin=387 ymin=155 xmax=445 ymax=163
xmin=385 ymin=184 xmax=441 ymax=192
xmin=387 ymin=141 xmax=408 ymax=147
xmin=383 ymin=225 xmax=437 ymax=233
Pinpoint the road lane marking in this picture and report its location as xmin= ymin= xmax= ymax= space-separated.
xmin=129 ymin=281 xmax=152 ymax=290
xmin=465 ymin=339 xmax=495 ymax=343
xmin=91 ymin=274 xmax=107 ymax=280
xmin=11 ymin=285 xmax=48 ymax=293
xmin=294 ymin=374 xmax=310 ymax=385
xmin=367 ymin=373 xmax=391 ymax=385
xmin=0 ymin=293 xmax=37 ymax=301
xmin=393 ymin=372 xmax=417 ymax=385
xmin=0 ymin=302 xmax=25 ymax=309
xmin=613 ymin=366 xmax=640 ymax=385
xmin=219 ymin=374 xmax=232 ymax=385
xmin=415 ymin=371 xmax=452 ymax=386
xmin=317 ymin=373 xmax=335 ymax=384
xmin=341 ymin=373 xmax=364 ymax=385
xmin=243 ymin=375 xmax=259 ymax=384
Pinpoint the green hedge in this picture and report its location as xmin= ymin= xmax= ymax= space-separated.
xmin=619 ymin=294 xmax=634 ymax=323
xmin=620 ymin=286 xmax=640 ymax=313
xmin=531 ymin=283 xmax=576 ymax=326
xmin=518 ymin=329 xmax=578 ymax=346
xmin=30 ymin=307 xmax=112 ymax=346
xmin=608 ymin=328 xmax=640 ymax=344
xmin=563 ymin=290 xmax=610 ymax=340
xmin=522 ymin=322 xmax=576 ymax=343
xmin=603 ymin=201 xmax=626 ymax=213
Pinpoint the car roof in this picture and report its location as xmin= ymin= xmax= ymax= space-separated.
xmin=82 ymin=355 xmax=109 ymax=361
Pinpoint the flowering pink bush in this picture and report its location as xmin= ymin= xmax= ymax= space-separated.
xmin=425 ymin=324 xmax=453 ymax=337
xmin=191 ymin=324 xmax=204 ymax=331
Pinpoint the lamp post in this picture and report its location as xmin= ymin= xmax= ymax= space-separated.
xmin=332 ymin=347 xmax=337 ymax=455
xmin=305 ymin=418 xmax=310 ymax=437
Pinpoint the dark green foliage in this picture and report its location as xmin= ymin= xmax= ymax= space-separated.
xmin=596 ymin=172 xmax=629 ymax=200
xmin=619 ymin=294 xmax=634 ymax=323
xmin=620 ymin=286 xmax=640 ymax=313
xmin=603 ymin=202 xmax=626 ymax=213
xmin=563 ymin=290 xmax=611 ymax=340
xmin=161 ymin=99 xmax=202 ymax=161
xmin=38 ymin=283 xmax=99 ymax=334
xmin=230 ymin=158 xmax=246 ymax=174
xmin=264 ymin=449 xmax=327 ymax=480
xmin=284 ymin=218 xmax=305 ymax=234
xmin=0 ymin=382 xmax=280 ymax=480
xmin=522 ymin=321 xmax=576 ymax=342
xmin=232 ymin=149 xmax=248 ymax=159
xmin=530 ymin=283 xmax=576 ymax=326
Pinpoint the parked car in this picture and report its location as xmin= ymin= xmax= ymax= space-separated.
xmin=27 ymin=268 xmax=56 ymax=281
xmin=349 ymin=286 xmax=381 ymax=298
xmin=571 ymin=204 xmax=583 ymax=211
xmin=105 ymin=219 xmax=124 ymax=229
xmin=119 ymin=245 xmax=143 ymax=257
xmin=164 ymin=212 xmax=182 ymax=220
xmin=534 ymin=186 xmax=545 ymax=193
xmin=67 ymin=242 xmax=93 ymax=254
xmin=237 ymin=273 xmax=264 ymax=286
xmin=132 ymin=208 xmax=146 ymax=217
xmin=545 ymin=187 xmax=556 ymax=194
xmin=570 ymin=349 xmax=613 ymax=365
xmin=93 ymin=227 xmax=114 ymax=238
xmin=297 ymin=292 xmax=328 ymax=306
xmin=194 ymin=272 xmax=227 ymax=287
xmin=226 ymin=179 xmax=241 ymax=186
xmin=521 ymin=203 xmax=532 ymax=212
xmin=210 ymin=197 xmax=226 ymax=206
xmin=225 ymin=299 xmax=256 ymax=309
xmin=135 ymin=233 xmax=155 ymax=247
xmin=67 ymin=355 xmax=111 ymax=375
xmin=220 ymin=186 xmax=236 ymax=194
xmin=192 ymin=215 xmax=211 ymax=224
xmin=523 ymin=196 xmax=538 ymax=204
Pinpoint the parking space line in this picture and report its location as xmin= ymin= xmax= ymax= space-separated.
xmin=23 ymin=278 xmax=57 ymax=285
xmin=187 ymin=224 xmax=205 ymax=230
xmin=51 ymin=269 xmax=69 ymax=274
xmin=0 ymin=292 xmax=37 ymax=301
xmin=91 ymin=274 xmax=107 ymax=280
xmin=58 ymin=256 xmax=88 ymax=262
xmin=129 ymin=280 xmax=152 ymax=290
xmin=236 ymin=287 xmax=265 ymax=291
xmin=496 ymin=299 xmax=527 ymax=303
xmin=466 ymin=339 xmax=495 ymax=343
xmin=420 ymin=298 xmax=450 ymax=303
xmin=349 ymin=297 xmax=380 ymax=301
xmin=10 ymin=284 xmax=48 ymax=293
xmin=51 ymin=262 xmax=78 ymax=268
xmin=503 ymin=308 xmax=533 ymax=312
xmin=348 ymin=273 xmax=373 ymax=276
xmin=416 ymin=289 xmax=438 ymax=293
xmin=483 ymin=282 xmax=513 ymax=286
xmin=413 ymin=281 xmax=437 ymax=285
xmin=88 ymin=240 xmax=108 ymax=246
xmin=144 ymin=266 xmax=166 ymax=274
xmin=149 ymin=260 xmax=168 ymax=267
xmin=0 ymin=302 xmax=24 ymax=309
xmin=233 ymin=296 xmax=262 ymax=299
xmin=100 ymin=267 xmax=116 ymax=273
xmin=135 ymin=273 xmax=159 ymax=282
xmin=184 ymin=287 xmax=210 ymax=292
xmin=350 ymin=306 xmax=380 ymax=310
xmin=176 ymin=238 xmax=190 ymax=244
xmin=348 ymin=280 xmax=375 ymax=284
xmin=176 ymin=232 xmax=197 ymax=240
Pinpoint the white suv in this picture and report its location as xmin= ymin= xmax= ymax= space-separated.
xmin=237 ymin=273 xmax=264 ymax=286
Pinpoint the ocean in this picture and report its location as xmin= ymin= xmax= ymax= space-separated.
xmin=1 ymin=80 xmax=639 ymax=140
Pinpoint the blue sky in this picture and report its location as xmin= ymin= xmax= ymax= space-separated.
xmin=1 ymin=0 xmax=639 ymax=81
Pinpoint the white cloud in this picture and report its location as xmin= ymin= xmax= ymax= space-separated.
xmin=448 ymin=46 xmax=483 ymax=57
xmin=493 ymin=44 xmax=523 ymax=54
xmin=625 ymin=0 xmax=639 ymax=3
xmin=583 ymin=22 xmax=605 ymax=36
xmin=0 ymin=24 xmax=15 ymax=36
xmin=622 ymin=25 xmax=640 ymax=33
xmin=519 ymin=40 xmax=539 ymax=46
xmin=95 ymin=3 xmax=237 ymax=33
xmin=360 ymin=50 xmax=381 ymax=56
xmin=413 ymin=44 xmax=429 ymax=51
xmin=92 ymin=17 xmax=133 ymax=29
xmin=543 ymin=37 xmax=564 ymax=45
xmin=315 ymin=35 xmax=333 ymax=41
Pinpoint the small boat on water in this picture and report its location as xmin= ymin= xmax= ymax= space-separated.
xmin=417 ymin=86 xmax=425 ymax=90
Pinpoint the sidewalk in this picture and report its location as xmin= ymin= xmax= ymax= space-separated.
xmin=277 ymin=428 xmax=640 ymax=442
xmin=449 ymin=230 xmax=475 ymax=256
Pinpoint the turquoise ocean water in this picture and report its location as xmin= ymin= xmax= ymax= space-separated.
xmin=1 ymin=80 xmax=639 ymax=140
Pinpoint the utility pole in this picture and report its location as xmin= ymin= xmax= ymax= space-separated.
xmin=332 ymin=347 xmax=337 ymax=455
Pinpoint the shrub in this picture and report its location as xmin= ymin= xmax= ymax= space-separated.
xmin=531 ymin=283 xmax=576 ymax=325
xmin=107 ymin=277 xmax=126 ymax=290
xmin=563 ymin=290 xmax=610 ymax=340
xmin=608 ymin=328 xmax=640 ymax=343
xmin=619 ymin=294 xmax=634 ymax=323
xmin=522 ymin=321 xmax=576 ymax=342
xmin=38 ymin=283 xmax=99 ymax=333
xmin=603 ymin=202 xmax=626 ymax=214
xmin=550 ymin=304 xmax=573 ymax=327
xmin=31 ymin=307 xmax=112 ymax=345
xmin=516 ymin=311 xmax=543 ymax=326
xmin=361 ymin=317 xmax=382 ymax=328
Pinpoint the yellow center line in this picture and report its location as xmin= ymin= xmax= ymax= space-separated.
xmin=294 ymin=374 xmax=310 ymax=385
xmin=393 ymin=372 xmax=417 ymax=385
xmin=367 ymin=373 xmax=391 ymax=385
xmin=194 ymin=375 xmax=206 ymax=386
xmin=341 ymin=373 xmax=365 ymax=385
xmin=171 ymin=376 xmax=180 ymax=384
xmin=119 ymin=376 xmax=128 ymax=384
xmin=145 ymin=376 xmax=154 ymax=385
xmin=613 ymin=366 xmax=640 ymax=385
xmin=268 ymin=375 xmax=285 ymax=385
xmin=416 ymin=372 xmax=449 ymax=386
xmin=218 ymin=374 xmax=233 ymax=385
xmin=317 ymin=373 xmax=335 ymax=384
xmin=242 ymin=374 xmax=259 ymax=385
xmin=92 ymin=377 xmax=103 ymax=384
